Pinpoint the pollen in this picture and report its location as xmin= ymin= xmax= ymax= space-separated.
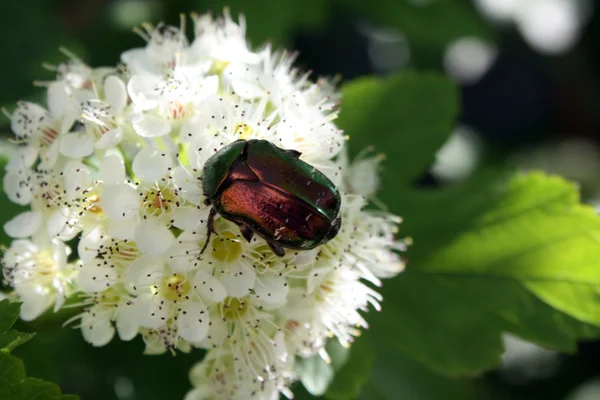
xmin=84 ymin=195 xmax=103 ymax=215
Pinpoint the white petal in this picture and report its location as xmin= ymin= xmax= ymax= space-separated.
xmin=106 ymin=217 xmax=138 ymax=240
xmin=307 ymin=267 xmax=332 ymax=294
xmin=59 ymin=132 xmax=95 ymax=158
xmin=189 ymin=134 xmax=219 ymax=170
xmin=193 ymin=270 xmax=227 ymax=303
xmin=172 ymin=206 xmax=205 ymax=230
xmin=126 ymin=255 xmax=164 ymax=287
xmin=39 ymin=141 xmax=60 ymax=170
xmin=179 ymin=115 xmax=207 ymax=143
xmin=78 ymin=228 xmax=103 ymax=262
xmin=100 ymin=154 xmax=125 ymax=185
xmin=62 ymin=160 xmax=92 ymax=196
xmin=134 ymin=219 xmax=174 ymax=256
xmin=132 ymin=114 xmax=171 ymax=138
xmin=127 ymin=74 xmax=162 ymax=110
xmin=132 ymin=148 xmax=172 ymax=182
xmin=177 ymin=301 xmax=209 ymax=343
xmin=220 ymin=263 xmax=255 ymax=298
xmin=54 ymin=223 xmax=80 ymax=241
xmin=15 ymin=284 xmax=53 ymax=321
xmin=194 ymin=75 xmax=219 ymax=102
xmin=11 ymin=102 xmax=47 ymax=137
xmin=101 ymin=184 xmax=139 ymax=220
xmin=47 ymin=81 xmax=73 ymax=119
xmin=46 ymin=208 xmax=70 ymax=237
xmin=231 ymin=78 xmax=265 ymax=100
xmin=6 ymin=146 xmax=38 ymax=171
xmin=116 ymin=303 xmax=139 ymax=341
xmin=135 ymin=293 xmax=171 ymax=329
xmin=4 ymin=211 xmax=42 ymax=238
xmin=81 ymin=309 xmax=115 ymax=346
xmin=104 ymin=75 xmax=128 ymax=113
xmin=121 ymin=49 xmax=154 ymax=75
xmin=184 ymin=387 xmax=216 ymax=400
xmin=3 ymin=170 xmax=33 ymax=205
xmin=51 ymin=238 xmax=68 ymax=269
xmin=95 ymin=127 xmax=124 ymax=149
xmin=53 ymin=284 xmax=66 ymax=312
xmin=78 ymin=262 xmax=118 ymax=292
xmin=173 ymin=166 xmax=203 ymax=205
xmin=166 ymin=242 xmax=199 ymax=273
xmin=254 ymin=274 xmax=289 ymax=304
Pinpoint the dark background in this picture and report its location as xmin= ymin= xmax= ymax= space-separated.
xmin=2 ymin=0 xmax=600 ymax=399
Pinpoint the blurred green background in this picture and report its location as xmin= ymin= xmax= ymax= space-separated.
xmin=1 ymin=0 xmax=600 ymax=399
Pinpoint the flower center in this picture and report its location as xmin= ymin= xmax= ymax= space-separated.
xmin=36 ymin=252 xmax=57 ymax=276
xmin=98 ymin=287 xmax=121 ymax=305
xmin=159 ymin=273 xmax=191 ymax=301
xmin=98 ymin=240 xmax=139 ymax=268
xmin=218 ymin=297 xmax=249 ymax=320
xmin=211 ymin=231 xmax=242 ymax=262
xmin=234 ymin=123 xmax=253 ymax=140
xmin=142 ymin=185 xmax=178 ymax=217
xmin=210 ymin=59 xmax=229 ymax=75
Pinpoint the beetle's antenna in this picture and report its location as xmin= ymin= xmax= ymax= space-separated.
xmin=199 ymin=208 xmax=217 ymax=256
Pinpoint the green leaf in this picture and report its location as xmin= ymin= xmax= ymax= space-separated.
xmin=364 ymin=343 xmax=477 ymax=400
xmin=0 ymin=300 xmax=34 ymax=353
xmin=325 ymin=335 xmax=374 ymax=400
xmin=370 ymin=172 xmax=600 ymax=375
xmin=0 ymin=352 xmax=76 ymax=400
xmin=337 ymin=72 xmax=459 ymax=188
xmin=298 ymin=354 xmax=335 ymax=396
xmin=0 ymin=300 xmax=21 ymax=332
xmin=0 ymin=301 xmax=76 ymax=399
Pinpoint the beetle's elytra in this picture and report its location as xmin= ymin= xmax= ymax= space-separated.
xmin=200 ymin=139 xmax=342 ymax=257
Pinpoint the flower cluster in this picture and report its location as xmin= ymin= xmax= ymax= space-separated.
xmin=1 ymin=10 xmax=405 ymax=399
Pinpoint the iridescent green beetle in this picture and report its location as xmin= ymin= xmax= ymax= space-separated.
xmin=200 ymin=139 xmax=342 ymax=257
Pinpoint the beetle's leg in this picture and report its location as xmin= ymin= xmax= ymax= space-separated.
xmin=266 ymin=240 xmax=286 ymax=257
xmin=238 ymin=223 xmax=254 ymax=243
xmin=199 ymin=208 xmax=218 ymax=256
xmin=283 ymin=149 xmax=302 ymax=158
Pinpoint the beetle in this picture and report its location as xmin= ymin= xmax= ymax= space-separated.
xmin=200 ymin=139 xmax=342 ymax=257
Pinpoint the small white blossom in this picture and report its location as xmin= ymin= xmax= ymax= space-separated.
xmin=2 ymin=234 xmax=74 ymax=320
xmin=1 ymin=9 xmax=406 ymax=400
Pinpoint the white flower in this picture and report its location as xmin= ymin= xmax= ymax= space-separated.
xmin=60 ymin=76 xmax=130 ymax=158
xmin=190 ymin=9 xmax=260 ymax=66
xmin=187 ymin=303 xmax=293 ymax=400
xmin=185 ymin=348 xmax=286 ymax=400
xmin=125 ymin=252 xmax=225 ymax=344
xmin=1 ymin=9 xmax=406 ymax=400
xmin=76 ymin=286 xmax=139 ymax=346
xmin=122 ymin=22 xmax=190 ymax=74
xmin=9 ymin=102 xmax=63 ymax=168
xmin=1 ymin=234 xmax=74 ymax=320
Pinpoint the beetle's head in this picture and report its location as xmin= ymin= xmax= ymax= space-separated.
xmin=203 ymin=198 xmax=212 ymax=206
